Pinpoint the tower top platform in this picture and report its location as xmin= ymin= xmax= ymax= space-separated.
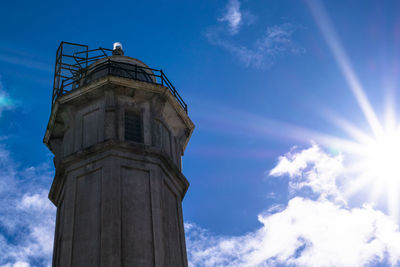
xmin=52 ymin=41 xmax=187 ymax=113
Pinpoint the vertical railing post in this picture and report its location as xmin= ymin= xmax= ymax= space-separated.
xmin=135 ymin=64 xmax=137 ymax=80
xmin=60 ymin=80 xmax=65 ymax=96
xmin=85 ymin=47 xmax=88 ymax=69
xmin=160 ymin=70 xmax=164 ymax=86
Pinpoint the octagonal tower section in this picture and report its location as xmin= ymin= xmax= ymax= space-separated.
xmin=43 ymin=42 xmax=194 ymax=267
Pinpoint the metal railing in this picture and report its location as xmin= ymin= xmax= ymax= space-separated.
xmin=52 ymin=42 xmax=188 ymax=113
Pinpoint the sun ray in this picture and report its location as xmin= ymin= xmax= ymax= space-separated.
xmin=342 ymin=172 xmax=375 ymax=199
xmin=369 ymin=177 xmax=385 ymax=207
xmin=388 ymin=180 xmax=399 ymax=220
xmin=303 ymin=0 xmax=400 ymax=220
xmin=325 ymin=112 xmax=375 ymax=144
xmin=306 ymin=0 xmax=384 ymax=138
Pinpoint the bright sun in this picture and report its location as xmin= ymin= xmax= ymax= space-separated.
xmin=305 ymin=0 xmax=400 ymax=219
xmin=327 ymin=115 xmax=400 ymax=219
xmin=365 ymin=130 xmax=400 ymax=183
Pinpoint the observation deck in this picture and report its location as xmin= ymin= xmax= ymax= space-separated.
xmin=52 ymin=41 xmax=187 ymax=113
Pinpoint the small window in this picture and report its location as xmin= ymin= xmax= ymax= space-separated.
xmin=125 ymin=111 xmax=142 ymax=143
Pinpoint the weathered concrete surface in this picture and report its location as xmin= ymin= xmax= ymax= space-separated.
xmin=44 ymin=57 xmax=194 ymax=267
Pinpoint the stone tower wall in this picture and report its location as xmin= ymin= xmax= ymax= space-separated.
xmin=45 ymin=74 xmax=194 ymax=267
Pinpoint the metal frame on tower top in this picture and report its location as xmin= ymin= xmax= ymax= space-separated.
xmin=52 ymin=41 xmax=113 ymax=105
xmin=51 ymin=41 xmax=188 ymax=113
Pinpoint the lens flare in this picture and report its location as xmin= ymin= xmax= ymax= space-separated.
xmin=306 ymin=0 xmax=400 ymax=219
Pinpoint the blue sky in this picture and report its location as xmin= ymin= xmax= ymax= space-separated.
xmin=2 ymin=0 xmax=400 ymax=266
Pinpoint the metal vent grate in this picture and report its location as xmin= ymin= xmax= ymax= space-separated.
xmin=125 ymin=111 xmax=142 ymax=143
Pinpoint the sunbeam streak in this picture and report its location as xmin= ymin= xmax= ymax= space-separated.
xmin=305 ymin=0 xmax=384 ymax=138
xmin=196 ymin=94 xmax=400 ymax=219
xmin=304 ymin=0 xmax=400 ymax=220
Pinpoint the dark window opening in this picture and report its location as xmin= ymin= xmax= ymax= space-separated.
xmin=125 ymin=111 xmax=142 ymax=143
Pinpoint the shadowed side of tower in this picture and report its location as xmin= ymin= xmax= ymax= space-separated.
xmin=43 ymin=42 xmax=194 ymax=267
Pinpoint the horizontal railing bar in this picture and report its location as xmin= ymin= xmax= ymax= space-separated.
xmin=62 ymin=54 xmax=85 ymax=60
xmin=60 ymin=63 xmax=80 ymax=69
xmin=64 ymin=55 xmax=87 ymax=60
xmin=74 ymin=48 xmax=112 ymax=55
xmin=60 ymin=41 xmax=88 ymax=48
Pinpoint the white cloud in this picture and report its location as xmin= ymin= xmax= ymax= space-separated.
xmin=18 ymin=191 xmax=54 ymax=211
xmin=0 ymin=145 xmax=55 ymax=267
xmin=186 ymin=144 xmax=400 ymax=266
xmin=270 ymin=143 xmax=344 ymax=203
xmin=206 ymin=22 xmax=304 ymax=68
xmin=187 ymin=198 xmax=400 ymax=266
xmin=218 ymin=0 xmax=242 ymax=35
xmin=206 ymin=0 xmax=303 ymax=68
xmin=12 ymin=262 xmax=30 ymax=267
xmin=1 ymin=262 xmax=30 ymax=267
xmin=256 ymin=24 xmax=305 ymax=57
xmin=3 ymin=121 xmax=399 ymax=267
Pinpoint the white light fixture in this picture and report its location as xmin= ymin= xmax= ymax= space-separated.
xmin=113 ymin=42 xmax=123 ymax=50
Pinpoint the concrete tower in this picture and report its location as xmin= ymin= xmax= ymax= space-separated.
xmin=43 ymin=42 xmax=194 ymax=267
